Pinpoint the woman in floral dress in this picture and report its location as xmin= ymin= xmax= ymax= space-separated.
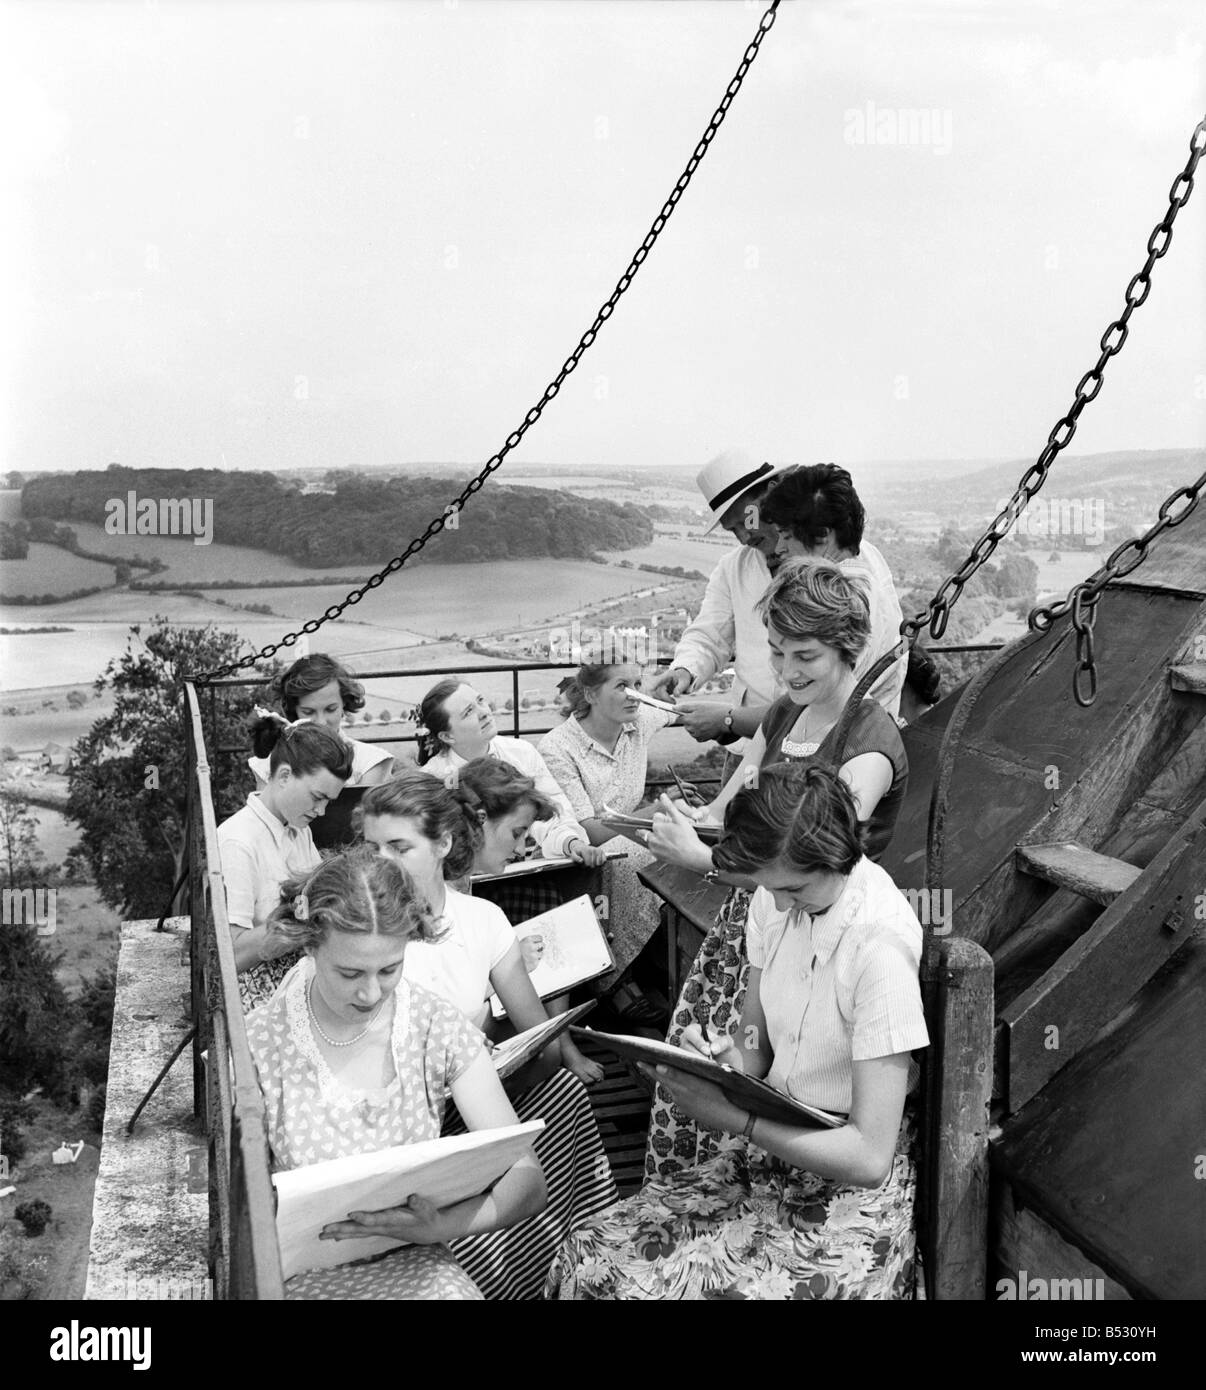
xmin=244 ymin=843 xmax=546 ymax=1299
xmin=643 ymin=560 xmax=908 ymax=1176
xmin=546 ymin=765 xmax=928 ymax=1301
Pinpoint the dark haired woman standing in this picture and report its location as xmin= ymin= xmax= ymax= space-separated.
xmin=218 ymin=717 xmax=352 ymax=1010
xmin=548 ymin=766 xmax=929 ymax=1301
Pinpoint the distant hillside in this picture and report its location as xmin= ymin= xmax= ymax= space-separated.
xmin=20 ymin=468 xmax=654 ymax=568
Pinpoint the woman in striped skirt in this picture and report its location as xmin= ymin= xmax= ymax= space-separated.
xmin=358 ymin=771 xmax=618 ymax=1299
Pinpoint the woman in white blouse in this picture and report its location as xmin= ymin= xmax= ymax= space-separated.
xmin=248 ymin=654 xmax=395 ymax=790
xmin=548 ymin=763 xmax=930 ymax=1302
xmin=416 ymin=678 xmax=606 ymax=867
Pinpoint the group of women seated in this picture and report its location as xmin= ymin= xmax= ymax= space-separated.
xmin=216 ymin=517 xmax=930 ymax=1299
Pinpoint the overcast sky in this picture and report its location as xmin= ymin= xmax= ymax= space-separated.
xmin=2 ymin=0 xmax=1204 ymax=477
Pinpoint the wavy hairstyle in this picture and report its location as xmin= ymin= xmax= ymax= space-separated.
xmin=457 ymin=757 xmax=556 ymax=825
xmin=356 ymin=769 xmax=484 ymax=880
xmin=756 ymin=557 xmax=870 ymax=670
xmin=266 ymin=653 xmax=367 ymax=720
xmin=248 ymin=714 xmax=354 ymax=780
xmin=559 ymin=663 xmax=628 ymax=720
xmin=760 ymin=463 xmax=866 ymax=554
xmin=265 ymin=842 xmax=444 ymax=953
xmin=415 ymin=678 xmax=467 ymax=766
xmin=711 ymin=763 xmax=866 ymax=879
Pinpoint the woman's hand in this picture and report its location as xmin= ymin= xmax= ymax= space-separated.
xmin=679 ymin=1022 xmax=744 ymax=1073
xmin=519 ymin=933 xmax=545 ymax=973
xmin=320 ymin=1192 xmax=449 ymax=1246
xmin=638 ymin=1063 xmax=746 ymax=1136
xmin=568 ymin=839 xmax=609 ymax=868
xmin=644 ymin=794 xmax=715 ymax=875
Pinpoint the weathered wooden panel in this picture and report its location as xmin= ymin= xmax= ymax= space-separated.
xmin=992 ymin=1185 xmax=1132 ymax=1301
xmin=1003 ymin=792 xmax=1206 ymax=1110
xmin=1015 ymin=842 xmax=1141 ymax=905
xmin=1170 ymin=662 xmax=1206 ymax=694
xmin=993 ymin=926 xmax=1206 ymax=1300
xmin=922 ymin=936 xmax=994 ymax=1301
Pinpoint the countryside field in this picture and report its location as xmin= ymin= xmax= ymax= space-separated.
xmin=0 ymin=543 xmax=117 ymax=598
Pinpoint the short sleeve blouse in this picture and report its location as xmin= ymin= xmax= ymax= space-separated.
xmin=745 ymin=857 xmax=929 ymax=1114
xmin=245 ymin=959 xmax=484 ymax=1171
xmin=401 ymin=887 xmax=518 ymax=1030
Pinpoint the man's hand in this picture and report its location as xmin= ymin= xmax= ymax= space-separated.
xmin=649 ymin=666 xmax=694 ymax=698
xmin=672 ymin=698 xmax=732 ymax=742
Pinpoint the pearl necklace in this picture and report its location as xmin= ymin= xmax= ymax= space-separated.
xmin=307 ymin=979 xmax=384 ymax=1047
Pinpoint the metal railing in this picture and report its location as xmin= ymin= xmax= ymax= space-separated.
xmin=185 ymin=682 xmax=284 ymax=1300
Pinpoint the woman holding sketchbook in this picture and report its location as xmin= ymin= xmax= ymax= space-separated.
xmin=358 ymin=770 xmax=618 ymax=1299
xmin=243 ymin=844 xmax=546 ymax=1300
xmin=642 ymin=559 xmax=908 ymax=1176
xmin=548 ymin=765 xmax=929 ymax=1301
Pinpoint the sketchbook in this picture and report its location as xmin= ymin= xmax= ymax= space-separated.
xmin=472 ymin=847 xmax=627 ymax=883
xmin=600 ymin=804 xmax=724 ymax=846
xmin=489 ymin=895 xmax=616 ymax=1020
xmin=273 ymin=1121 xmax=545 ymax=1280
xmin=570 ymin=1028 xmax=846 ymax=1129
xmin=489 ymin=1001 xmax=596 ymax=1079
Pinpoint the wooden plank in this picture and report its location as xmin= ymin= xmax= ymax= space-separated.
xmin=922 ymin=936 xmax=994 ymax=1301
xmin=1169 ymin=662 xmax=1206 ymax=694
xmin=991 ymin=1185 xmax=1132 ymax=1301
xmin=993 ymin=927 xmax=1206 ymax=1299
xmin=1015 ymin=842 xmax=1141 ymax=905
xmin=1003 ymin=791 xmax=1206 ymax=1112
xmin=637 ymin=860 xmax=728 ymax=936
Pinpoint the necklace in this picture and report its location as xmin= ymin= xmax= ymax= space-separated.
xmin=307 ymin=979 xmax=384 ymax=1047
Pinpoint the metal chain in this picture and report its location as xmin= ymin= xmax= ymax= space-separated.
xmin=1027 ymin=464 xmax=1206 ymax=705
xmin=900 ymin=114 xmax=1206 ymax=650
xmin=199 ymin=1 xmax=782 ymax=682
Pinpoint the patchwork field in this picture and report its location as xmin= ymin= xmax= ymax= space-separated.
xmin=0 ymin=544 xmax=117 ymax=598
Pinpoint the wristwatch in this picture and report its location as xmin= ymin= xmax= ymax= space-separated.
xmin=716 ymin=709 xmax=738 ymax=746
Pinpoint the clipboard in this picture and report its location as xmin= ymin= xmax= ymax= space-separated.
xmin=471 ymin=847 xmax=628 ymax=884
xmin=489 ymin=896 xmax=615 ymax=1020
xmin=571 ymin=1027 xmax=846 ymax=1129
xmin=489 ymin=1001 xmax=596 ymax=1080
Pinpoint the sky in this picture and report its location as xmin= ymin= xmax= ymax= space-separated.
xmin=2 ymin=0 xmax=1204 ymax=477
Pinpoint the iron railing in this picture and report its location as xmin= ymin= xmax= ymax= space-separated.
xmin=185 ymin=682 xmax=284 ymax=1300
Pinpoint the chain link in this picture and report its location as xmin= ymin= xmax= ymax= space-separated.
xmin=200 ymin=1 xmax=782 ymax=681
xmin=902 ymin=114 xmax=1206 ymax=653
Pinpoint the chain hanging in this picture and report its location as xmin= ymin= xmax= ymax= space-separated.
xmin=1028 ymin=463 xmax=1206 ymax=705
xmin=898 ymin=115 xmax=1206 ymax=662
xmin=199 ymin=1 xmax=782 ymax=682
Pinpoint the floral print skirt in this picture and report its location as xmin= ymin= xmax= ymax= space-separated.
xmin=645 ymin=887 xmax=753 ymax=1179
xmin=239 ymin=951 xmax=302 ymax=1014
xmin=546 ymin=1114 xmax=919 ymax=1302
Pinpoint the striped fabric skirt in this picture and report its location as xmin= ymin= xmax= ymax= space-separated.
xmin=444 ymin=1068 xmax=619 ymax=1300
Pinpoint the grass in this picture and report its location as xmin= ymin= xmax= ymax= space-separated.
xmin=0 ymin=543 xmax=116 ymax=598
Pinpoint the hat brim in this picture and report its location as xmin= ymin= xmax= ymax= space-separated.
xmin=701 ymin=461 xmax=787 ymax=534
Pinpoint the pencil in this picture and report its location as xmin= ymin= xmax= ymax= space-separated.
xmin=668 ymin=765 xmax=698 ymax=808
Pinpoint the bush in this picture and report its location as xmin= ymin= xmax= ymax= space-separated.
xmin=0 ymin=1097 xmax=34 ymax=1166
xmin=14 ymin=1200 xmax=52 ymax=1237
xmin=85 ymin=1084 xmax=107 ymax=1134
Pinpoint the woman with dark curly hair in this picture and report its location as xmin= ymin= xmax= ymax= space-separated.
xmin=243 ymin=843 xmax=547 ymax=1300
xmin=548 ymin=766 xmax=929 ymax=1302
xmin=249 ymin=653 xmax=395 ymax=790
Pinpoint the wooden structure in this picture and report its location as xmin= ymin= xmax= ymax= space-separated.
xmin=639 ymin=506 xmax=1205 ymax=1299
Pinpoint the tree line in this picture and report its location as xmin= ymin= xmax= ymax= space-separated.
xmin=20 ymin=467 xmax=655 ymax=568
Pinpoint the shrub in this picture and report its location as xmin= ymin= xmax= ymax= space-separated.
xmin=14 ymin=1200 xmax=52 ymax=1237
xmin=0 ymin=1097 xmax=34 ymax=1166
xmin=85 ymin=1084 xmax=107 ymax=1134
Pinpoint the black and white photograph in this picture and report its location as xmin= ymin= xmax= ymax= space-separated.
xmin=1 ymin=0 xmax=1203 ymax=1341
